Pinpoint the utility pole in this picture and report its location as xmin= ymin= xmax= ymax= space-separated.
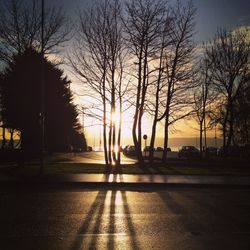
xmin=215 ymin=125 xmax=217 ymax=147
xmin=40 ymin=0 xmax=45 ymax=175
xmin=143 ymin=134 xmax=147 ymax=157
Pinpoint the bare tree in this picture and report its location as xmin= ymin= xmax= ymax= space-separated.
xmin=233 ymin=78 xmax=250 ymax=145
xmin=193 ymin=56 xmax=215 ymax=156
xmin=124 ymin=0 xmax=166 ymax=165
xmin=147 ymin=12 xmax=172 ymax=164
xmin=69 ymin=0 xmax=127 ymax=167
xmin=0 ymin=0 xmax=70 ymax=63
xmin=0 ymin=74 xmax=6 ymax=149
xmin=205 ymin=28 xmax=250 ymax=154
xmin=150 ymin=0 xmax=196 ymax=163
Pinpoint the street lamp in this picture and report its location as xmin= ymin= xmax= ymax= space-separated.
xmin=40 ymin=0 xmax=45 ymax=175
xmin=143 ymin=134 xmax=147 ymax=157
xmin=214 ymin=125 xmax=217 ymax=147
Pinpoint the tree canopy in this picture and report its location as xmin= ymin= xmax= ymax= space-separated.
xmin=1 ymin=48 xmax=86 ymax=154
xmin=0 ymin=0 xmax=69 ymax=63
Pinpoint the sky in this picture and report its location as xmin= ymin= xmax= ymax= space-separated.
xmin=45 ymin=0 xmax=250 ymax=42
xmin=2 ymin=0 xmax=250 ymax=147
xmin=44 ymin=0 xmax=250 ymax=147
xmin=194 ymin=0 xmax=250 ymax=42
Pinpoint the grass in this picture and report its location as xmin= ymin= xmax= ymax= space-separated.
xmin=0 ymin=152 xmax=249 ymax=177
xmin=1 ymin=161 xmax=250 ymax=178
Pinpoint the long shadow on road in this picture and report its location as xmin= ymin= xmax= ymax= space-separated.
xmin=70 ymin=175 xmax=140 ymax=250
xmin=157 ymin=190 xmax=207 ymax=236
xmin=70 ymin=190 xmax=108 ymax=250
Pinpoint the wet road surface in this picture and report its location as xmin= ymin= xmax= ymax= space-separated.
xmin=59 ymin=151 xmax=178 ymax=164
xmin=0 ymin=186 xmax=250 ymax=249
xmin=60 ymin=152 xmax=137 ymax=164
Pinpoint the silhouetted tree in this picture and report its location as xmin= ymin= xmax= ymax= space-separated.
xmin=71 ymin=130 xmax=87 ymax=152
xmin=0 ymin=74 xmax=6 ymax=149
xmin=1 ymin=48 xmax=84 ymax=156
xmin=233 ymin=80 xmax=250 ymax=145
xmin=205 ymin=28 xmax=250 ymax=154
xmin=0 ymin=0 xmax=70 ymax=152
xmin=145 ymin=1 xmax=196 ymax=163
xmin=0 ymin=0 xmax=69 ymax=63
xmin=192 ymin=56 xmax=216 ymax=155
xmin=69 ymin=0 xmax=127 ymax=167
xmin=124 ymin=0 xmax=166 ymax=165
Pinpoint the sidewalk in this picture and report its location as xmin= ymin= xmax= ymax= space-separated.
xmin=1 ymin=173 xmax=250 ymax=187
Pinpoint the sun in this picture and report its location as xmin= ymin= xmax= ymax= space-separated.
xmin=111 ymin=110 xmax=121 ymax=126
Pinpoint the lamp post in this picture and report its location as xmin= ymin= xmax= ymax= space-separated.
xmin=39 ymin=0 xmax=45 ymax=175
xmin=143 ymin=134 xmax=147 ymax=157
xmin=214 ymin=124 xmax=217 ymax=147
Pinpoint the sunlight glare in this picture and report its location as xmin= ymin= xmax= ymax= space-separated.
xmin=114 ymin=145 xmax=119 ymax=154
xmin=115 ymin=190 xmax=123 ymax=206
xmin=111 ymin=111 xmax=121 ymax=126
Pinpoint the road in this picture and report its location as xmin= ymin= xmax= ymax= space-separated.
xmin=59 ymin=151 xmax=178 ymax=164
xmin=0 ymin=186 xmax=250 ymax=249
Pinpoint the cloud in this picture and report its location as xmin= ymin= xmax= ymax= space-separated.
xmin=238 ymin=15 xmax=250 ymax=26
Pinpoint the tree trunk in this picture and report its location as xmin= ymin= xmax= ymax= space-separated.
xmin=149 ymin=45 xmax=164 ymax=165
xmin=227 ymin=102 xmax=234 ymax=148
xmin=117 ymin=121 xmax=121 ymax=166
xmin=1 ymin=126 xmax=6 ymax=149
xmin=137 ymin=47 xmax=149 ymax=166
xmin=199 ymin=121 xmax=203 ymax=157
xmin=110 ymin=65 xmax=117 ymax=165
xmin=204 ymin=117 xmax=207 ymax=149
xmin=132 ymin=55 xmax=142 ymax=165
xmin=162 ymin=115 xmax=169 ymax=163
xmin=108 ymin=111 xmax=112 ymax=165
xmin=102 ymin=92 xmax=109 ymax=166
xmin=137 ymin=105 xmax=144 ymax=165
xmin=149 ymin=119 xmax=157 ymax=165
xmin=222 ymin=109 xmax=229 ymax=157
xmin=116 ymin=97 xmax=122 ymax=167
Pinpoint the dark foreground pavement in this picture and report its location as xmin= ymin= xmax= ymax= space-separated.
xmin=1 ymin=186 xmax=250 ymax=250
xmin=1 ymin=173 xmax=250 ymax=188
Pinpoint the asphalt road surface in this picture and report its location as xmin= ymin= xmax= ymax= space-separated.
xmin=59 ymin=151 xmax=178 ymax=164
xmin=1 ymin=186 xmax=250 ymax=250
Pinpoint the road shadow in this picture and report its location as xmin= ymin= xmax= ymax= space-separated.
xmin=70 ymin=174 xmax=140 ymax=249
xmin=157 ymin=190 xmax=207 ymax=235
xmin=121 ymin=190 xmax=140 ymax=250
xmin=182 ymin=190 xmax=248 ymax=232
xmin=70 ymin=190 xmax=108 ymax=250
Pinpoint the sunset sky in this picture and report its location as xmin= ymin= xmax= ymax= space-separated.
xmin=56 ymin=0 xmax=250 ymax=147
xmin=47 ymin=0 xmax=250 ymax=42
xmin=2 ymin=0 xmax=250 ymax=147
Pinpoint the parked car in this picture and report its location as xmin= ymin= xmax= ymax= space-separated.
xmin=122 ymin=145 xmax=130 ymax=155
xmin=178 ymin=146 xmax=200 ymax=158
xmin=144 ymin=146 xmax=155 ymax=152
xmin=217 ymin=145 xmax=242 ymax=158
xmin=156 ymin=147 xmax=163 ymax=151
xmin=205 ymin=146 xmax=218 ymax=157
xmin=155 ymin=147 xmax=171 ymax=152
xmin=123 ymin=145 xmax=137 ymax=156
